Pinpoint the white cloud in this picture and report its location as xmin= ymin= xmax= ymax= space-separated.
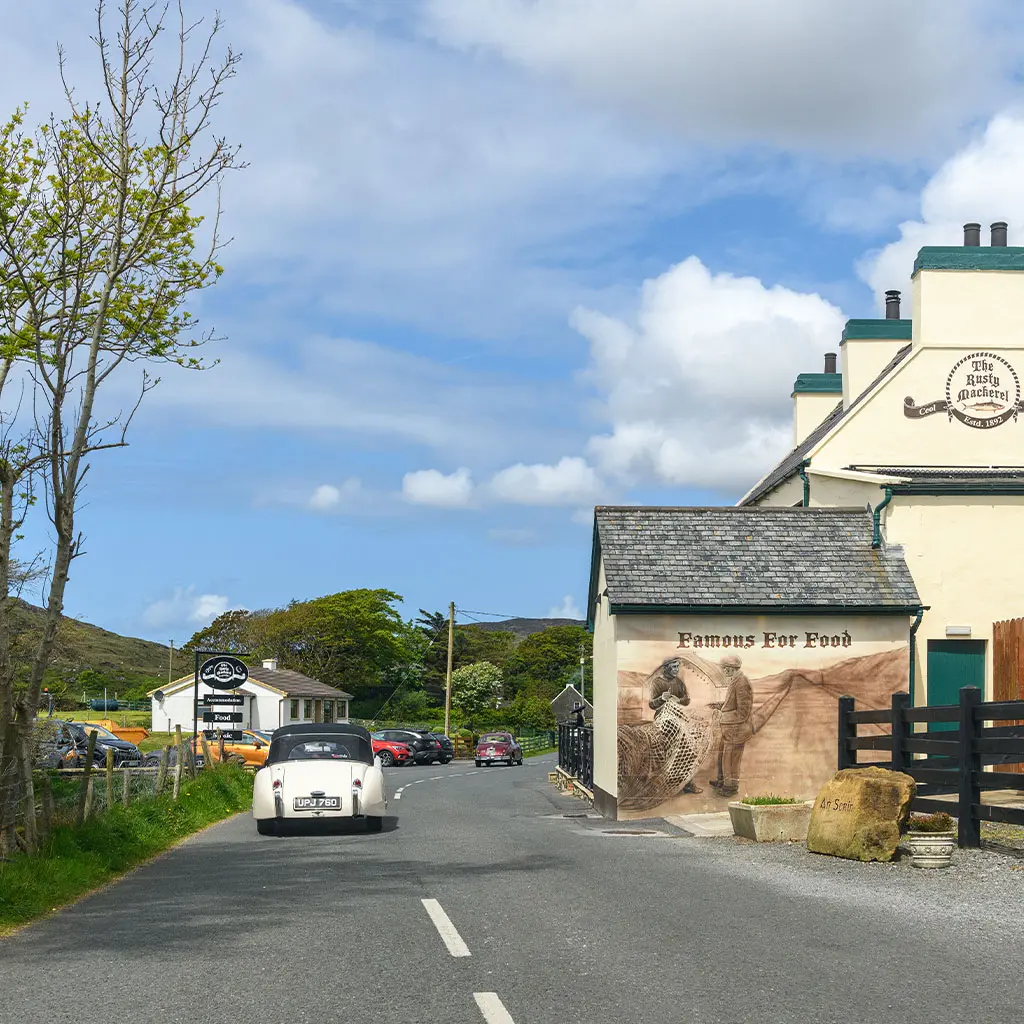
xmin=308 ymin=479 xmax=367 ymax=511
xmin=402 ymin=467 xmax=475 ymax=507
xmin=488 ymin=456 xmax=603 ymax=505
xmin=424 ymin=0 xmax=1017 ymax=156
xmin=142 ymin=588 xmax=231 ymax=630
xmin=860 ymin=113 xmax=1024 ymax=303
xmin=549 ymin=594 xmax=582 ymax=619
xmin=574 ymin=256 xmax=844 ymax=492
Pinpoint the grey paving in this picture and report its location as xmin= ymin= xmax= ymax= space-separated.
xmin=2 ymin=757 xmax=1022 ymax=1023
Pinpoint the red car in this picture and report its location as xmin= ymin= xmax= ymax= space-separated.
xmin=474 ymin=731 xmax=523 ymax=767
xmin=371 ymin=734 xmax=415 ymax=767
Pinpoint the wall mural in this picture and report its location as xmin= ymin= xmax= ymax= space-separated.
xmin=904 ymin=350 xmax=1022 ymax=428
xmin=616 ymin=631 xmax=908 ymax=816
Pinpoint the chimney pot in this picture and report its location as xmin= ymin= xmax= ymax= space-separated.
xmin=884 ymin=289 xmax=901 ymax=320
xmin=964 ymin=222 xmax=981 ymax=246
xmin=823 ymin=352 xmax=837 ymax=374
xmin=991 ymin=221 xmax=1008 ymax=246
xmin=262 ymin=657 xmax=279 ymax=671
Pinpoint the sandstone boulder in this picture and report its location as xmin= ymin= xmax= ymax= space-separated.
xmin=806 ymin=766 xmax=915 ymax=862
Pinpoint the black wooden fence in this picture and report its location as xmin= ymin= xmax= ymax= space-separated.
xmin=557 ymin=723 xmax=594 ymax=791
xmin=838 ymin=686 xmax=1024 ymax=847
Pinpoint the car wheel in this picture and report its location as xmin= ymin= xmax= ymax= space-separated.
xmin=475 ymin=759 xmax=482 ymax=767
xmin=439 ymin=756 xmax=452 ymax=764
xmin=366 ymin=816 xmax=383 ymax=833
xmin=517 ymin=758 xmax=524 ymax=766
xmin=256 ymin=818 xmax=276 ymax=836
xmin=378 ymin=750 xmax=395 ymax=767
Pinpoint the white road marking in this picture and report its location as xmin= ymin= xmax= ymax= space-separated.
xmin=421 ymin=899 xmax=472 ymax=957
xmin=394 ymin=791 xmax=402 ymax=800
xmin=474 ymin=993 xmax=516 ymax=1023
xmin=430 ymin=776 xmax=443 ymax=780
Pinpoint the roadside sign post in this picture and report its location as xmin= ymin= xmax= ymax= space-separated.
xmin=192 ymin=651 xmax=250 ymax=756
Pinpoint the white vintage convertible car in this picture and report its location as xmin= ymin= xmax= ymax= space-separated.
xmin=253 ymin=723 xmax=387 ymax=835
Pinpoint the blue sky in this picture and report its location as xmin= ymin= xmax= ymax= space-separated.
xmin=5 ymin=0 xmax=1024 ymax=644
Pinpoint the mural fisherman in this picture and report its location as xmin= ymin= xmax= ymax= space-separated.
xmin=707 ymin=654 xmax=754 ymax=797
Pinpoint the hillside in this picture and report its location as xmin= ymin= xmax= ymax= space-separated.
xmin=460 ymin=617 xmax=585 ymax=640
xmin=12 ymin=600 xmax=187 ymax=680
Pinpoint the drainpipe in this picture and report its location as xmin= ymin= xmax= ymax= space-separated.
xmin=798 ymin=461 xmax=810 ymax=507
xmin=908 ymin=607 xmax=925 ymax=705
xmin=872 ymin=485 xmax=893 ymax=548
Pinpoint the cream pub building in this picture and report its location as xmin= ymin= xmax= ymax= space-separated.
xmin=587 ymin=222 xmax=1024 ymax=820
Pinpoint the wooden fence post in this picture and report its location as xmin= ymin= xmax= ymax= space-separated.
xmin=891 ymin=692 xmax=910 ymax=772
xmin=218 ymin=732 xmax=226 ymax=764
xmin=156 ymin=745 xmax=170 ymax=795
xmin=837 ymin=696 xmax=855 ymax=770
xmin=84 ymin=776 xmax=94 ymax=819
xmin=201 ymin=733 xmax=213 ymax=769
xmin=122 ymin=766 xmax=131 ymax=806
xmin=105 ymin=747 xmax=115 ymax=812
xmin=40 ymin=772 xmax=54 ymax=842
xmin=957 ymin=686 xmax=982 ymax=848
xmin=75 ymin=730 xmax=98 ymax=826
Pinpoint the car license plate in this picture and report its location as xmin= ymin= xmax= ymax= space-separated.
xmin=293 ymin=796 xmax=340 ymax=810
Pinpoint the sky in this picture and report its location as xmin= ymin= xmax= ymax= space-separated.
xmin=4 ymin=0 xmax=1024 ymax=645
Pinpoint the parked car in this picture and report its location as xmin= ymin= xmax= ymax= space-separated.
xmin=68 ymin=722 xmax=144 ymax=767
xmin=197 ymin=729 xmax=274 ymax=767
xmin=370 ymin=734 xmax=415 ymax=767
xmin=374 ymin=729 xmax=442 ymax=765
xmin=475 ymin=731 xmax=523 ymax=767
xmin=426 ymin=732 xmax=454 ymax=764
xmin=252 ymin=723 xmax=387 ymax=836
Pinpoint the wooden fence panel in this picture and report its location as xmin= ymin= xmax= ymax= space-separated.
xmin=993 ymin=617 xmax=1024 ymax=773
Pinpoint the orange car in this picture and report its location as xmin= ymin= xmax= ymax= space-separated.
xmin=198 ymin=729 xmax=274 ymax=767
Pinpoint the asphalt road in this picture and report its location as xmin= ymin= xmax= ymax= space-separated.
xmin=2 ymin=756 xmax=1023 ymax=1023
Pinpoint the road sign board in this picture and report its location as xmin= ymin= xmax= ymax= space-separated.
xmin=204 ymin=694 xmax=245 ymax=706
xmin=202 ymin=711 xmax=243 ymax=724
xmin=203 ymin=729 xmax=244 ymax=741
xmin=199 ymin=655 xmax=249 ymax=691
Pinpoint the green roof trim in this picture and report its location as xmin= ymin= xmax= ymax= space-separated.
xmin=609 ymin=603 xmax=923 ymax=617
xmin=841 ymin=319 xmax=912 ymax=342
xmin=793 ymin=372 xmax=841 ymax=395
xmin=912 ymin=246 xmax=1024 ymax=275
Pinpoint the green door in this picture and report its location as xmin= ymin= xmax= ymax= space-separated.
xmin=926 ymin=640 xmax=986 ymax=730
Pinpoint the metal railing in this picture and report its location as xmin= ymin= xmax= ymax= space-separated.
xmin=557 ymin=723 xmax=594 ymax=791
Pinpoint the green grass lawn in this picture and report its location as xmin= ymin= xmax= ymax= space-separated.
xmin=0 ymin=764 xmax=252 ymax=935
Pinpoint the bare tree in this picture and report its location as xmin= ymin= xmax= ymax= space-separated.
xmin=0 ymin=0 xmax=241 ymax=853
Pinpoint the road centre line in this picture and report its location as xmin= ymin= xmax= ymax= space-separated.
xmin=474 ymin=992 xmax=516 ymax=1024
xmin=421 ymin=898 xmax=472 ymax=958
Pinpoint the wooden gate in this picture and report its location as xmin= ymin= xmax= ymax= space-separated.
xmin=993 ymin=617 xmax=1024 ymax=773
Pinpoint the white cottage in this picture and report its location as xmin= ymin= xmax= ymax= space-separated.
xmin=149 ymin=657 xmax=354 ymax=733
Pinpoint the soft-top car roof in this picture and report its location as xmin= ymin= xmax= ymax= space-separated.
xmin=266 ymin=723 xmax=373 ymax=766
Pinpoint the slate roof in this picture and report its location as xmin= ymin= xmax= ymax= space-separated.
xmin=154 ymin=667 xmax=354 ymax=700
xmin=740 ymin=343 xmax=913 ymax=506
xmin=588 ymin=506 xmax=921 ymax=625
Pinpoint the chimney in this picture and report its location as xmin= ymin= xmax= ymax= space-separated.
xmin=963 ymin=222 xmax=981 ymax=246
xmin=884 ymin=289 xmax=901 ymax=319
xmin=823 ymin=352 xmax=837 ymax=374
xmin=991 ymin=221 xmax=1008 ymax=246
xmin=262 ymin=656 xmax=279 ymax=671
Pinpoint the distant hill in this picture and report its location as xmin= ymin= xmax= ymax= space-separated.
xmin=460 ymin=617 xmax=586 ymax=640
xmin=12 ymin=599 xmax=186 ymax=680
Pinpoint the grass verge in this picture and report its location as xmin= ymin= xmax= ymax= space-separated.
xmin=0 ymin=765 xmax=251 ymax=936
xmin=525 ymin=747 xmax=556 ymax=758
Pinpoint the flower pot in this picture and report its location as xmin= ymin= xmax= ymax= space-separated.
xmin=728 ymin=801 xmax=813 ymax=842
xmin=905 ymin=830 xmax=956 ymax=868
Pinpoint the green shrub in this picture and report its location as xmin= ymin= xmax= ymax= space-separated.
xmin=741 ymin=794 xmax=800 ymax=805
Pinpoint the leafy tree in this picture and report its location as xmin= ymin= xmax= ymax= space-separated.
xmin=457 ymin=627 xmax=517 ymax=672
xmin=504 ymin=692 xmax=556 ymax=731
xmin=450 ymin=661 xmax=503 ymax=717
xmin=503 ymin=625 xmax=592 ymax=700
xmin=182 ymin=609 xmax=263 ymax=658
xmin=0 ymin=1 xmax=241 ymax=854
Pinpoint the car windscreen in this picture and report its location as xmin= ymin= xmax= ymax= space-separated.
xmin=479 ymin=734 xmax=509 ymax=744
xmin=267 ymin=733 xmax=372 ymax=765
xmin=73 ymin=724 xmax=117 ymax=740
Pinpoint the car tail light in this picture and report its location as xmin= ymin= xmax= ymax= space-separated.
xmin=272 ymin=779 xmax=282 ymax=791
xmin=352 ymin=778 xmax=362 ymax=789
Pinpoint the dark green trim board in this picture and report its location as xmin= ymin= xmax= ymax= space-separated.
xmin=909 ymin=607 xmax=925 ymax=705
xmin=793 ymin=373 xmax=842 ymax=394
xmin=609 ymin=603 xmax=924 ymax=617
xmin=586 ymin=515 xmax=601 ymax=632
xmin=913 ymin=246 xmax=1024 ymax=275
xmin=872 ymin=485 xmax=893 ymax=548
xmin=841 ymin=318 xmax=913 ymax=342
xmin=799 ymin=461 xmax=810 ymax=507
xmin=890 ymin=481 xmax=1024 ymax=495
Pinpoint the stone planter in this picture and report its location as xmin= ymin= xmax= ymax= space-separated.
xmin=728 ymin=801 xmax=813 ymax=842
xmin=904 ymin=830 xmax=956 ymax=868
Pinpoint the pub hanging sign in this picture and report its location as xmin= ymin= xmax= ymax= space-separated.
xmin=904 ymin=351 xmax=1022 ymax=429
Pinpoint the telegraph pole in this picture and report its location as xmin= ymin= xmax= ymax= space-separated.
xmin=579 ymin=644 xmax=586 ymax=703
xmin=443 ymin=601 xmax=455 ymax=737
xmin=168 ymin=640 xmax=174 ymax=687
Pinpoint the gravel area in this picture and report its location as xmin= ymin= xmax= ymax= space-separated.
xmin=982 ymin=821 xmax=1024 ymax=852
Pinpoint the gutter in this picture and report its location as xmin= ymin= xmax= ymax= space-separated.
xmin=798 ymin=461 xmax=810 ymax=507
xmin=872 ymin=485 xmax=893 ymax=548
xmin=908 ymin=607 xmax=926 ymax=705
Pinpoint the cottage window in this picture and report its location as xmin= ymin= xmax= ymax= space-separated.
xmin=323 ymin=700 xmax=335 ymax=723
xmin=303 ymin=699 xmax=313 ymax=720
xmin=289 ymin=699 xmax=299 ymax=720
